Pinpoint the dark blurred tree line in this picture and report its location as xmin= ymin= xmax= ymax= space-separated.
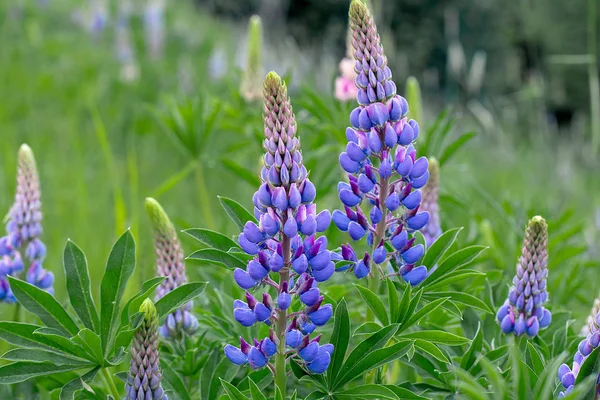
xmin=197 ymin=0 xmax=599 ymax=122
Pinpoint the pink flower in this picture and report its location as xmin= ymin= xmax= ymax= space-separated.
xmin=335 ymin=58 xmax=358 ymax=101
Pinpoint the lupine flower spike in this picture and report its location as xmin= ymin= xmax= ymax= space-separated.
xmin=125 ymin=299 xmax=168 ymax=400
xmin=558 ymin=310 xmax=600 ymax=397
xmin=496 ymin=216 xmax=551 ymax=337
xmin=0 ymin=144 xmax=52 ymax=302
xmin=225 ymin=72 xmax=334 ymax=386
xmin=116 ymin=0 xmax=139 ymax=83
xmin=241 ymin=15 xmax=264 ymax=102
xmin=145 ymin=198 xmax=198 ymax=339
xmin=420 ymin=157 xmax=442 ymax=246
xmin=144 ymin=0 xmax=166 ymax=60
xmin=581 ymin=296 xmax=600 ymax=336
xmin=334 ymin=0 xmax=430 ymax=286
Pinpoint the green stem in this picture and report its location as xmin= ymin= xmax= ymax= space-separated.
xmin=101 ymin=367 xmax=120 ymax=399
xmin=195 ymin=163 xmax=216 ymax=230
xmin=275 ymin=228 xmax=290 ymax=396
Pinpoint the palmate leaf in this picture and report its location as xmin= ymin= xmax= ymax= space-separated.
xmin=119 ymin=277 xmax=165 ymax=330
xmin=0 ymin=322 xmax=67 ymax=352
xmin=59 ymin=367 xmax=99 ymax=400
xmin=421 ymin=227 xmax=462 ymax=269
xmin=8 ymin=277 xmax=79 ymax=337
xmin=100 ymin=230 xmax=136 ymax=355
xmin=424 ymin=245 xmax=487 ymax=287
xmin=155 ymin=282 xmax=207 ymax=322
xmin=71 ymin=329 xmax=104 ymax=364
xmin=184 ymin=228 xmax=240 ymax=252
xmin=33 ymin=328 xmax=91 ymax=360
xmin=63 ymin=240 xmax=100 ymax=333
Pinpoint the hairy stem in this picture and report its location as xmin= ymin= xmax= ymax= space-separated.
xmin=275 ymin=227 xmax=290 ymax=396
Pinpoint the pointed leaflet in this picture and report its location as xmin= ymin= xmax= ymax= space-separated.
xmin=248 ymin=378 xmax=268 ymax=400
xmin=399 ymin=330 xmax=469 ymax=346
xmin=327 ymin=299 xmax=350 ymax=388
xmin=59 ymin=367 xmax=99 ymax=400
xmin=63 ymin=240 xmax=100 ymax=332
xmin=161 ymin=360 xmax=192 ymax=400
xmin=0 ymin=362 xmax=84 ymax=384
xmin=355 ymin=285 xmax=389 ymax=326
xmin=119 ymin=277 xmax=165 ymax=329
xmin=424 ymin=246 xmax=487 ymax=287
xmin=155 ymin=282 xmax=207 ymax=322
xmin=386 ymin=279 xmax=399 ymax=325
xmin=1 ymin=348 xmax=92 ymax=366
xmin=220 ymin=379 xmax=248 ymax=400
xmin=187 ymin=249 xmax=246 ymax=269
xmin=421 ymin=227 xmax=462 ymax=270
xmin=460 ymin=323 xmax=483 ymax=371
xmin=184 ymin=228 xmax=240 ymax=251
xmin=100 ymin=230 xmax=136 ymax=355
xmin=219 ymin=196 xmax=257 ymax=230
xmin=0 ymin=322 xmax=66 ymax=352
xmin=8 ymin=277 xmax=79 ymax=337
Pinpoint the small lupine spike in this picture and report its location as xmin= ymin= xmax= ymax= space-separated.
xmin=145 ymin=198 xmax=198 ymax=339
xmin=241 ymin=15 xmax=264 ymax=102
xmin=420 ymin=158 xmax=441 ymax=246
xmin=496 ymin=216 xmax=551 ymax=338
xmin=125 ymin=299 xmax=168 ymax=400
xmin=334 ymin=20 xmax=358 ymax=102
xmin=581 ymin=296 xmax=600 ymax=336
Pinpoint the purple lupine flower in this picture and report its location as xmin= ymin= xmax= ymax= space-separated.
xmin=145 ymin=198 xmax=198 ymax=339
xmin=581 ymin=296 xmax=600 ymax=336
xmin=115 ymin=0 xmax=139 ymax=83
xmin=225 ymin=72 xmax=334 ymax=376
xmin=420 ymin=158 xmax=442 ymax=247
xmin=125 ymin=299 xmax=168 ymax=400
xmin=0 ymin=145 xmax=53 ymax=302
xmin=334 ymin=0 xmax=429 ymax=286
xmin=496 ymin=216 xmax=551 ymax=338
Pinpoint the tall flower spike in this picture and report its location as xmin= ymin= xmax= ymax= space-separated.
xmin=0 ymin=145 xmax=52 ymax=302
xmin=496 ymin=216 xmax=551 ymax=337
xmin=145 ymin=198 xmax=198 ymax=339
xmin=241 ymin=15 xmax=264 ymax=102
xmin=226 ymin=72 xmax=334 ymax=392
xmin=420 ymin=157 xmax=441 ymax=246
xmin=334 ymin=0 xmax=429 ymax=286
xmin=125 ymin=299 xmax=168 ymax=400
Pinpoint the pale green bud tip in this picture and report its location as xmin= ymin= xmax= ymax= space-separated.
xmin=349 ymin=0 xmax=370 ymax=21
xmin=529 ymin=215 xmax=547 ymax=230
xmin=140 ymin=298 xmax=158 ymax=321
xmin=249 ymin=15 xmax=262 ymax=34
xmin=263 ymin=71 xmax=287 ymax=98
xmin=18 ymin=143 xmax=37 ymax=171
xmin=144 ymin=197 xmax=176 ymax=237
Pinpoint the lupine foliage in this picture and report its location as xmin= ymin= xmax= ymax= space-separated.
xmin=0 ymin=0 xmax=598 ymax=399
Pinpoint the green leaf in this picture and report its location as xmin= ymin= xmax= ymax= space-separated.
xmin=424 ymin=270 xmax=485 ymax=291
xmin=438 ymin=131 xmax=476 ymax=165
xmin=399 ymin=330 xmax=469 ymax=346
xmin=1 ymin=349 xmax=91 ymax=366
xmin=187 ymin=249 xmax=246 ymax=269
xmin=222 ymin=159 xmax=261 ymax=188
xmin=274 ymin=387 xmax=284 ymax=400
xmin=575 ymin=346 xmax=600 ymax=384
xmin=527 ymin=342 xmax=546 ymax=377
xmin=460 ymin=323 xmax=483 ymax=371
xmin=33 ymin=328 xmax=90 ymax=359
xmin=100 ymin=230 xmax=136 ymax=355
xmin=220 ymin=379 xmax=248 ymax=400
xmin=209 ymin=355 xmax=240 ymax=400
xmin=155 ymin=282 xmax=207 ymax=321
xmin=63 ymin=240 xmax=100 ymax=333
xmin=0 ymin=322 xmax=64 ymax=351
xmin=335 ymin=340 xmax=413 ymax=389
xmin=248 ymin=378 xmax=267 ymax=400
xmin=414 ymin=340 xmax=449 ymax=363
xmin=383 ymin=385 xmax=428 ymax=400
xmin=8 ymin=277 xmax=79 ymax=337
xmin=422 ymin=227 xmax=462 ymax=269
xmin=328 ymin=299 xmax=350 ymax=387
xmin=334 ymin=384 xmax=400 ymax=399
xmin=425 ymin=246 xmax=487 ymax=286
xmin=218 ymin=196 xmax=257 ymax=230
xmin=396 ymin=285 xmax=412 ymax=323
xmin=333 ymin=324 xmax=399 ymax=389
xmin=161 ymin=360 xmax=192 ymax=400
xmin=119 ymin=277 xmax=165 ymax=329
xmin=510 ymin=343 xmax=528 ymax=399
xmin=353 ymin=322 xmax=383 ymax=336
xmin=59 ymin=367 xmax=99 ymax=400
xmin=427 ymin=291 xmax=493 ymax=314
xmin=0 ymin=362 xmax=84 ymax=384
xmin=71 ymin=329 xmax=104 ymax=364
xmin=386 ymin=279 xmax=399 ymax=324
xmin=355 ymin=285 xmax=389 ymax=326
xmin=184 ymin=228 xmax=240 ymax=251
xmin=400 ymin=298 xmax=448 ymax=332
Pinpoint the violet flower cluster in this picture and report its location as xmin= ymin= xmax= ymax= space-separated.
xmin=0 ymin=145 xmax=53 ymax=302
xmin=225 ymin=72 xmax=334 ymax=375
xmin=496 ymin=216 xmax=551 ymax=337
xmin=558 ymin=311 xmax=600 ymax=398
xmin=334 ymin=0 xmax=429 ymax=285
xmin=125 ymin=299 xmax=167 ymax=400
xmin=145 ymin=198 xmax=199 ymax=339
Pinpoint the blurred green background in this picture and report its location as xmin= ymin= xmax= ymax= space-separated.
xmin=0 ymin=0 xmax=598 ymax=322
